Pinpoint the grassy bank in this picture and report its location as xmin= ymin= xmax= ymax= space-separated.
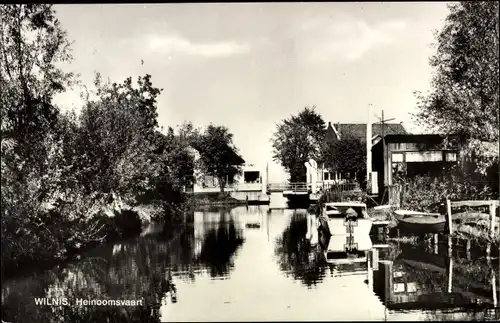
xmin=191 ymin=192 xmax=247 ymax=207
xmin=1 ymin=200 xmax=167 ymax=281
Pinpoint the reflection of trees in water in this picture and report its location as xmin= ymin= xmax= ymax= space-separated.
xmin=274 ymin=212 xmax=325 ymax=287
xmin=3 ymin=212 xmax=245 ymax=322
xmin=196 ymin=216 xmax=245 ymax=278
xmin=1 ymin=236 xmax=180 ymax=323
xmin=423 ymin=309 xmax=500 ymax=321
xmin=3 ymin=302 xmax=161 ymax=323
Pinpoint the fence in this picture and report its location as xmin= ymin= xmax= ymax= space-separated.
xmin=267 ymin=182 xmax=309 ymax=192
xmin=321 ymin=182 xmax=362 ymax=202
xmin=319 ymin=182 xmax=359 ymax=192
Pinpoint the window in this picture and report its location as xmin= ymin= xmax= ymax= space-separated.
xmin=244 ymin=171 xmax=260 ymax=183
xmin=406 ymin=151 xmax=443 ymax=162
xmin=324 ymin=172 xmax=330 ymax=181
xmin=446 ymin=152 xmax=457 ymax=162
xmin=392 ymin=153 xmax=404 ymax=162
xmin=406 ymin=143 xmax=416 ymax=150
xmin=393 ymin=271 xmax=403 ymax=278
xmin=394 ymin=283 xmax=405 ymax=293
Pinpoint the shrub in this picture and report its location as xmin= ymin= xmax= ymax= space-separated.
xmin=400 ymin=174 xmax=495 ymax=212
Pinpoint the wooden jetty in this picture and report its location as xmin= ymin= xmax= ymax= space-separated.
xmin=446 ymin=199 xmax=499 ymax=258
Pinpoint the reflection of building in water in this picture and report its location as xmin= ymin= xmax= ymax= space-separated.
xmin=372 ymin=250 xmax=500 ymax=311
xmin=318 ymin=233 xmax=375 ymax=290
xmin=306 ymin=213 xmax=318 ymax=246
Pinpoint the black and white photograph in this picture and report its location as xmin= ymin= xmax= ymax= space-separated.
xmin=1 ymin=2 xmax=499 ymax=322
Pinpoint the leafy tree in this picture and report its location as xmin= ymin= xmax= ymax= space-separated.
xmin=272 ymin=106 xmax=326 ymax=182
xmin=0 ymin=4 xmax=82 ymax=270
xmin=413 ymin=2 xmax=499 ymax=143
xmin=0 ymin=4 xmax=75 ymax=174
xmin=193 ymin=124 xmax=243 ymax=193
xmin=75 ymin=74 xmax=162 ymax=201
xmin=323 ymin=135 xmax=366 ymax=185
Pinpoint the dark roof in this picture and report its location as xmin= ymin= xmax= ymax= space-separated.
xmin=324 ymin=122 xmax=339 ymax=144
xmin=224 ymin=146 xmax=245 ymax=165
xmin=324 ymin=122 xmax=407 ymax=144
xmin=338 ymin=123 xmax=407 ymax=141
xmin=191 ymin=144 xmax=245 ymax=165
xmin=384 ymin=133 xmax=465 ymax=143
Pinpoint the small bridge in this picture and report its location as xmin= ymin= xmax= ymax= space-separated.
xmin=267 ymin=182 xmax=309 ymax=193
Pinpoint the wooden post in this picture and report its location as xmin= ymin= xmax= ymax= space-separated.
xmin=434 ymin=233 xmax=439 ymax=255
xmin=447 ymin=257 xmax=453 ymax=293
xmin=466 ymin=239 xmax=471 ymax=260
xmin=368 ymin=251 xmax=373 ymax=290
xmin=492 ymin=268 xmax=498 ymax=308
xmin=373 ymin=248 xmax=379 ymax=271
xmin=446 ymin=199 xmax=453 ymax=235
xmin=490 ymin=202 xmax=496 ymax=240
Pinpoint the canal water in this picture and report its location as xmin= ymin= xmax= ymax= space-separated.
xmin=2 ymin=204 xmax=500 ymax=322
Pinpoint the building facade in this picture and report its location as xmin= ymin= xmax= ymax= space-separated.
xmin=317 ymin=122 xmax=407 ymax=188
xmin=371 ymin=133 xmax=465 ymax=194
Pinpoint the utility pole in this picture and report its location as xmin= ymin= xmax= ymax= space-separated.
xmin=382 ymin=110 xmax=385 ymax=183
xmin=374 ymin=110 xmax=395 ymax=186
xmin=366 ymin=104 xmax=373 ymax=192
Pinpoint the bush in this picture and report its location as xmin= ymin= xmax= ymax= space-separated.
xmin=401 ymin=175 xmax=496 ymax=212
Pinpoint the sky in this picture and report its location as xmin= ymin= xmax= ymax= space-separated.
xmin=52 ymin=2 xmax=451 ymax=182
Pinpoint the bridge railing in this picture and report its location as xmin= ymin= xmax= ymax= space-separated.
xmin=267 ymin=182 xmax=310 ymax=192
xmin=267 ymin=181 xmax=360 ymax=194
xmin=288 ymin=182 xmax=309 ymax=192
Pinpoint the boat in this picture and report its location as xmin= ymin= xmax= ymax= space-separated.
xmin=318 ymin=202 xmax=373 ymax=236
xmin=393 ymin=210 xmax=447 ymax=234
xmin=320 ymin=233 xmax=373 ymax=265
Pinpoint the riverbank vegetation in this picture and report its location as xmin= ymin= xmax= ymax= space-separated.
xmin=191 ymin=192 xmax=246 ymax=207
xmin=0 ymin=4 xmax=241 ymax=277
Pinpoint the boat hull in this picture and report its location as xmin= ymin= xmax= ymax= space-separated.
xmin=393 ymin=210 xmax=447 ymax=234
xmin=397 ymin=220 xmax=446 ymax=234
xmin=318 ymin=216 xmax=372 ymax=236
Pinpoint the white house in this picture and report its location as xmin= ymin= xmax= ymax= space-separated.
xmin=186 ymin=145 xmax=268 ymax=194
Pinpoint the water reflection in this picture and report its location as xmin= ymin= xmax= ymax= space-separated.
xmin=373 ymin=240 xmax=500 ymax=321
xmin=1 ymin=206 xmax=499 ymax=322
xmin=375 ymin=245 xmax=500 ymax=310
xmin=194 ymin=211 xmax=245 ymax=278
xmin=274 ymin=210 xmax=326 ymax=287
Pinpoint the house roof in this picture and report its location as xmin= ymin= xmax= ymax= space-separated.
xmin=325 ymin=122 xmax=341 ymax=144
xmin=324 ymin=122 xmax=407 ymax=144
xmin=383 ymin=133 xmax=463 ymax=143
xmin=190 ymin=144 xmax=245 ymax=165
xmin=338 ymin=123 xmax=407 ymax=141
